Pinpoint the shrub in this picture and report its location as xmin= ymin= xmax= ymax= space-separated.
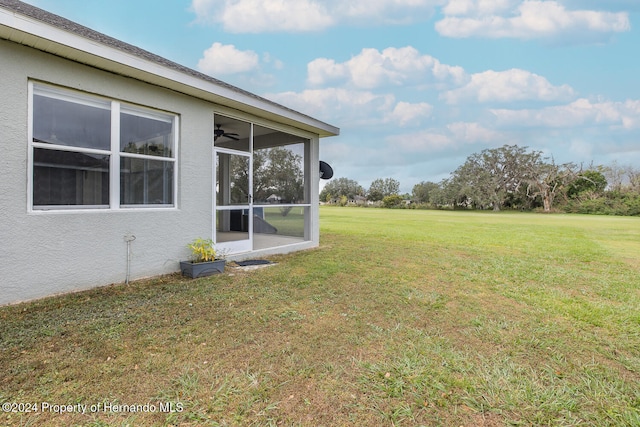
xmin=382 ymin=194 xmax=404 ymax=208
xmin=187 ymin=238 xmax=217 ymax=262
xmin=564 ymin=191 xmax=640 ymax=216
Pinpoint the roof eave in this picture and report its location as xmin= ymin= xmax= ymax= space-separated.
xmin=0 ymin=5 xmax=339 ymax=138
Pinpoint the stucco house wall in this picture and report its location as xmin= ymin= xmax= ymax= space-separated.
xmin=0 ymin=1 xmax=336 ymax=306
xmin=0 ymin=39 xmax=215 ymax=304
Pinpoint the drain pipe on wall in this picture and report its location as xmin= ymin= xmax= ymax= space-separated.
xmin=124 ymin=233 xmax=136 ymax=284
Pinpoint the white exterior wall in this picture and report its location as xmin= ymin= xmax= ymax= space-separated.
xmin=0 ymin=39 xmax=321 ymax=305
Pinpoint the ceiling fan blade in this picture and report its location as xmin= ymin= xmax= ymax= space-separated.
xmin=214 ymin=124 xmax=241 ymax=141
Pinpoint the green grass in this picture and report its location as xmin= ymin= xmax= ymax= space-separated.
xmin=263 ymin=207 xmax=305 ymax=237
xmin=1 ymin=207 xmax=639 ymax=426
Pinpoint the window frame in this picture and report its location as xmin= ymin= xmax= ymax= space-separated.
xmin=28 ymin=82 xmax=179 ymax=212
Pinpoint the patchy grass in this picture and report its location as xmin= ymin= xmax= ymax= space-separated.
xmin=1 ymin=207 xmax=639 ymax=426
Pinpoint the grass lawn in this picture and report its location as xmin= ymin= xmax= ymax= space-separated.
xmin=263 ymin=207 xmax=306 ymax=237
xmin=1 ymin=207 xmax=639 ymax=426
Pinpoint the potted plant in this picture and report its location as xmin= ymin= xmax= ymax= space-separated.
xmin=180 ymin=238 xmax=226 ymax=278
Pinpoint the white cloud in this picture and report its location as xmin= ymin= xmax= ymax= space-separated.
xmin=197 ymin=43 xmax=259 ymax=75
xmin=388 ymin=102 xmax=434 ymax=126
xmin=569 ymin=139 xmax=593 ymax=159
xmin=446 ymin=121 xmax=504 ymax=143
xmin=307 ymin=46 xmax=466 ymax=89
xmin=262 ymin=53 xmax=284 ymax=70
xmin=436 ymin=1 xmax=630 ymax=41
xmin=491 ymin=98 xmax=640 ymax=129
xmin=307 ymin=58 xmax=347 ymax=86
xmin=391 ymin=131 xmax=455 ymax=153
xmin=191 ymin=0 xmax=442 ymax=32
xmin=335 ymin=0 xmax=443 ymax=24
xmin=190 ymin=0 xmax=334 ymax=32
xmin=266 ymin=88 xmax=432 ymax=127
xmin=266 ymin=88 xmax=394 ymax=125
xmin=441 ymin=68 xmax=575 ymax=104
xmin=442 ymin=0 xmax=516 ymax=16
xmin=387 ymin=122 xmax=506 ymax=153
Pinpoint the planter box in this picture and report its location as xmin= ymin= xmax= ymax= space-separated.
xmin=180 ymin=259 xmax=226 ymax=278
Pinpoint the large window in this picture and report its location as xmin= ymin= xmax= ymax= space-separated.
xmin=30 ymin=83 xmax=177 ymax=210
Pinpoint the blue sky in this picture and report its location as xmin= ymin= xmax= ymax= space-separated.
xmin=24 ymin=0 xmax=640 ymax=193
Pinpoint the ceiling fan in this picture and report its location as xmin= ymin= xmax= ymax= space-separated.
xmin=214 ymin=124 xmax=239 ymax=141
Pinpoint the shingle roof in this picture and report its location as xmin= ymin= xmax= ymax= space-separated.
xmin=0 ymin=0 xmax=339 ymax=136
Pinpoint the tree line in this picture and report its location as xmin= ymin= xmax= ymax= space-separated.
xmin=321 ymin=145 xmax=640 ymax=216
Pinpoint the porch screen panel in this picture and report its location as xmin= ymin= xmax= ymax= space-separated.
xmin=253 ymin=142 xmax=306 ymax=205
xmin=250 ymin=126 xmax=311 ymax=250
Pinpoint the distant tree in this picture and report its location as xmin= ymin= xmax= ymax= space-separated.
xmin=412 ymin=181 xmax=440 ymax=204
xmin=319 ymin=177 xmax=364 ymax=202
xmin=602 ymin=162 xmax=640 ymax=194
xmin=428 ymin=146 xmax=640 ymax=216
xmin=428 ymin=181 xmax=447 ymax=208
xmin=435 ymin=178 xmax=464 ymax=208
xmin=524 ymin=159 xmax=578 ymax=212
xmin=229 ymin=154 xmax=250 ymax=204
xmin=367 ymin=179 xmax=384 ymax=202
xmin=602 ymin=161 xmax=626 ymax=191
xmin=629 ymin=167 xmax=640 ymax=194
xmin=382 ymin=194 xmax=404 ymax=208
xmin=368 ymin=178 xmax=400 ymax=202
xmin=452 ymin=145 xmax=540 ymax=211
xmin=252 ymin=147 xmax=304 ymax=205
xmin=567 ymin=169 xmax=607 ymax=200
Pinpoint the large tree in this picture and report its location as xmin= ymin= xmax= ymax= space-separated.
xmin=452 ymin=145 xmax=541 ymax=211
xmin=566 ymin=169 xmax=607 ymax=200
xmin=629 ymin=167 xmax=640 ymax=194
xmin=524 ymin=159 xmax=578 ymax=212
xmin=412 ymin=181 xmax=441 ymax=204
xmin=237 ymin=147 xmax=304 ymax=204
xmin=368 ymin=178 xmax=400 ymax=202
xmin=262 ymin=147 xmax=304 ymax=203
xmin=319 ymin=177 xmax=364 ymax=202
